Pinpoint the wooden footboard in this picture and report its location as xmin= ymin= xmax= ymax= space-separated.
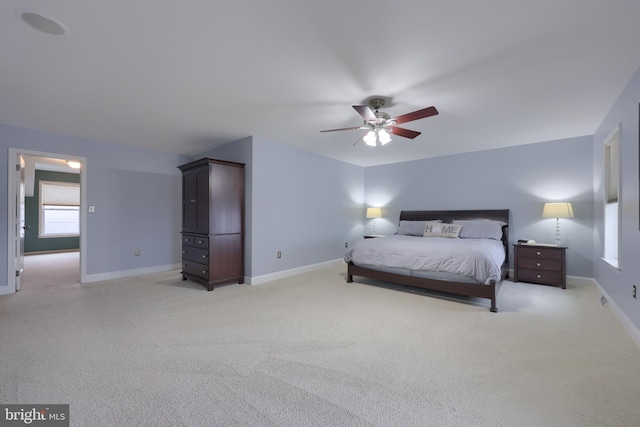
xmin=347 ymin=262 xmax=499 ymax=312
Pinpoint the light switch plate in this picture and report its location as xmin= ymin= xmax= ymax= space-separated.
xmin=88 ymin=205 xmax=95 ymax=213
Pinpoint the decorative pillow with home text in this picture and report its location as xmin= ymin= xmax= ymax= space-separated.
xmin=423 ymin=222 xmax=462 ymax=238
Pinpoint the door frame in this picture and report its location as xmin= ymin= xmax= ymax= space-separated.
xmin=4 ymin=148 xmax=87 ymax=294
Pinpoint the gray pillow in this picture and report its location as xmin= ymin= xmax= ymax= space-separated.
xmin=397 ymin=220 xmax=440 ymax=236
xmin=452 ymin=219 xmax=505 ymax=240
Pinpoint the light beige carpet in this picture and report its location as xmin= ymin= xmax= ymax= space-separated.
xmin=1 ymin=261 xmax=639 ymax=426
xmin=22 ymin=251 xmax=80 ymax=290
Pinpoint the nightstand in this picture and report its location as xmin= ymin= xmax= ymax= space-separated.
xmin=513 ymin=244 xmax=567 ymax=289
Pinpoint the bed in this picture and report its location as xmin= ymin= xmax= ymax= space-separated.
xmin=345 ymin=209 xmax=510 ymax=312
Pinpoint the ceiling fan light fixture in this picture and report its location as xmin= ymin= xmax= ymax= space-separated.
xmin=363 ymin=131 xmax=377 ymax=146
xmin=378 ymin=129 xmax=391 ymax=145
xmin=320 ymin=98 xmax=438 ymax=147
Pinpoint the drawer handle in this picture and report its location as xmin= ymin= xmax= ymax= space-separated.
xmin=536 ymin=263 xmax=541 ymax=267
xmin=198 ymin=240 xmax=204 ymax=244
xmin=184 ymin=238 xmax=191 ymax=242
xmin=182 ymin=264 xmax=187 ymax=267
xmin=202 ymin=270 xmax=208 ymax=274
xmin=537 ymin=274 xmax=541 ymax=278
xmin=182 ymin=250 xmax=186 ymax=254
xmin=191 ymin=199 xmax=196 ymax=203
xmin=202 ymin=255 xmax=208 ymax=259
xmin=536 ymin=251 xmax=541 ymax=255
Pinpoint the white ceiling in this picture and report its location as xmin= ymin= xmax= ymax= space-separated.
xmin=2 ymin=1 xmax=640 ymax=167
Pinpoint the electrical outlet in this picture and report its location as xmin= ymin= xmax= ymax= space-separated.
xmin=345 ymin=242 xmax=348 ymax=248
xmin=134 ymin=248 xmax=141 ymax=256
xmin=277 ymin=251 xmax=282 ymax=258
xmin=633 ymin=285 xmax=637 ymax=299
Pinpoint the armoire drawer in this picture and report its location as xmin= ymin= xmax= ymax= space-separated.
xmin=182 ymin=234 xmax=208 ymax=249
xmin=182 ymin=246 xmax=209 ymax=263
xmin=181 ymin=260 xmax=209 ymax=280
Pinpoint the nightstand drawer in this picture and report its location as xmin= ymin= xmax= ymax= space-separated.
xmin=518 ymin=258 xmax=562 ymax=272
xmin=517 ymin=269 xmax=563 ymax=286
xmin=516 ymin=246 xmax=562 ymax=260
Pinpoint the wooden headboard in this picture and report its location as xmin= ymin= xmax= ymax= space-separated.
xmin=399 ymin=209 xmax=510 ymax=261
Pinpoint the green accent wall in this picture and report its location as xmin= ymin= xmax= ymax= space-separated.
xmin=24 ymin=170 xmax=80 ymax=253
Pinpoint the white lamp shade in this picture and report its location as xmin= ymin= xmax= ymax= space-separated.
xmin=542 ymin=202 xmax=574 ymax=218
xmin=366 ymin=207 xmax=382 ymax=218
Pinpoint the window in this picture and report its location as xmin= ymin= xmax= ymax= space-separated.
xmin=603 ymin=124 xmax=620 ymax=268
xmin=39 ymin=181 xmax=80 ymax=237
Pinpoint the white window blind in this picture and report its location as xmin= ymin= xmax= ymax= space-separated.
xmin=39 ymin=181 xmax=80 ymax=237
xmin=41 ymin=182 xmax=80 ymax=206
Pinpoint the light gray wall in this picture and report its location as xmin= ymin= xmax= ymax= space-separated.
xmin=592 ymin=65 xmax=640 ymax=330
xmin=250 ymin=136 xmax=363 ymax=277
xmin=205 ymin=136 xmax=364 ymax=278
xmin=0 ymin=124 xmax=188 ymax=288
xmin=363 ymin=136 xmax=594 ymax=277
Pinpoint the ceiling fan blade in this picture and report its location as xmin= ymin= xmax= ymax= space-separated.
xmin=388 ymin=126 xmax=421 ymax=139
xmin=353 ymin=135 xmax=364 ymax=146
xmin=353 ymin=105 xmax=377 ymax=122
xmin=320 ymin=126 xmax=362 ymax=133
xmin=392 ymin=106 xmax=438 ymax=125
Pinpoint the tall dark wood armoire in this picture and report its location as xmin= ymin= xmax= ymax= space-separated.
xmin=178 ymin=158 xmax=245 ymax=290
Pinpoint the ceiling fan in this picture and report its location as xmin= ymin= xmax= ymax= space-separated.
xmin=321 ymin=98 xmax=438 ymax=146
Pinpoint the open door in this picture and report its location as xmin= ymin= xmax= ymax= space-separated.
xmin=5 ymin=148 xmax=87 ymax=294
xmin=14 ymin=156 xmax=26 ymax=291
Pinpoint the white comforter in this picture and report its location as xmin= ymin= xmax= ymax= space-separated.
xmin=344 ymin=235 xmax=505 ymax=285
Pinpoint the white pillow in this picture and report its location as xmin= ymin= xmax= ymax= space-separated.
xmin=423 ymin=221 xmax=462 ymax=238
xmin=452 ymin=219 xmax=505 ymax=240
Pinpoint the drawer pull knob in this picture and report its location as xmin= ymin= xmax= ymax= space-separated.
xmin=198 ymin=240 xmax=204 ymax=244
xmin=536 ymin=251 xmax=541 ymax=255
xmin=202 ymin=255 xmax=207 ymax=259
xmin=537 ymin=274 xmax=541 ymax=278
xmin=182 ymin=250 xmax=186 ymax=254
xmin=202 ymin=270 xmax=207 ymax=274
xmin=536 ymin=263 xmax=541 ymax=267
xmin=191 ymin=199 xmax=196 ymax=203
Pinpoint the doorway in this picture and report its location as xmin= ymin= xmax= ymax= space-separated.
xmin=5 ymin=148 xmax=87 ymax=294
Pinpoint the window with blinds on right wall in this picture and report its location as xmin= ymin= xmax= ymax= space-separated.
xmin=603 ymin=123 xmax=620 ymax=268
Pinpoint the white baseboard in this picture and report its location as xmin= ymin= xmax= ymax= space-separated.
xmin=83 ymin=263 xmax=181 ymax=283
xmin=591 ymin=278 xmax=640 ymax=350
xmin=247 ymin=259 xmax=343 ymax=286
